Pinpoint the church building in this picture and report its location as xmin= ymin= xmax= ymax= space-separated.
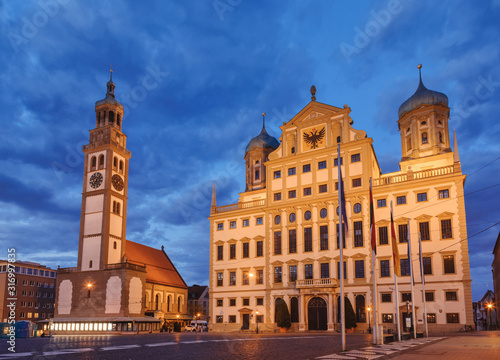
xmin=209 ymin=66 xmax=473 ymax=333
xmin=51 ymin=72 xmax=188 ymax=333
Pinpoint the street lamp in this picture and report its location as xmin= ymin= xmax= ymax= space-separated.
xmin=487 ymin=303 xmax=492 ymax=330
xmin=366 ymin=306 xmax=372 ymax=334
xmin=256 ymin=310 xmax=259 ymax=334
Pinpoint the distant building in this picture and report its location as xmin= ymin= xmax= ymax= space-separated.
xmin=473 ymin=290 xmax=497 ymax=330
xmin=492 ymin=231 xmax=500 ymax=326
xmin=188 ymin=285 xmax=209 ymax=320
xmin=0 ymin=260 xmax=56 ymax=322
xmin=51 ymin=73 xmax=188 ymax=333
xmin=209 ymin=67 xmax=473 ymax=333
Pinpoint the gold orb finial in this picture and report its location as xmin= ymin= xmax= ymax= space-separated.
xmin=417 ymin=64 xmax=422 ymax=69
xmin=310 ymin=85 xmax=316 ymax=101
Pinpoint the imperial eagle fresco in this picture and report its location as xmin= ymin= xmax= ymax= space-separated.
xmin=303 ymin=127 xmax=326 ymax=149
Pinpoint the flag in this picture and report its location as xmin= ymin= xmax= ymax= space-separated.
xmin=369 ymin=179 xmax=376 ymax=254
xmin=390 ymin=202 xmax=401 ymax=276
xmin=339 ymin=168 xmax=348 ymax=232
xmin=418 ymin=233 xmax=425 ymax=286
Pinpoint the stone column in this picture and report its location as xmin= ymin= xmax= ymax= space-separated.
xmin=327 ymin=292 xmax=334 ymax=331
xmin=299 ymin=295 xmax=306 ymax=331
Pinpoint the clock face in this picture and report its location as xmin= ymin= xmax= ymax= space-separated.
xmin=302 ymin=125 xmax=326 ymax=150
xmin=111 ymin=174 xmax=124 ymax=191
xmin=89 ymin=172 xmax=103 ymax=189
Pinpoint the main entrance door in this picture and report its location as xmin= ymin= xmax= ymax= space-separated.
xmin=242 ymin=314 xmax=250 ymax=329
xmin=308 ymin=297 xmax=327 ymax=330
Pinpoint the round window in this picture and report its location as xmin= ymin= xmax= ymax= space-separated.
xmin=353 ymin=203 xmax=362 ymax=214
xmin=320 ymin=208 xmax=327 ymax=218
xmin=274 ymin=215 xmax=281 ymax=225
xmin=289 ymin=213 xmax=296 ymax=223
xmin=304 ymin=210 xmax=311 ymax=220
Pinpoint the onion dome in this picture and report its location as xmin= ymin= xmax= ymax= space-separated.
xmin=245 ymin=113 xmax=280 ymax=155
xmin=398 ymin=64 xmax=448 ymax=118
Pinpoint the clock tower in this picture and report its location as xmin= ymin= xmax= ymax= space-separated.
xmin=77 ymin=70 xmax=131 ymax=271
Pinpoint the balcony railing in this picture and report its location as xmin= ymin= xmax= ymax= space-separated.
xmin=373 ymin=165 xmax=455 ymax=187
xmin=295 ymin=278 xmax=338 ymax=288
xmin=212 ymin=199 xmax=266 ymax=214
xmin=105 ymin=262 xmax=146 ymax=272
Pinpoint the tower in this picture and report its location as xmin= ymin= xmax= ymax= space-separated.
xmin=398 ymin=64 xmax=451 ymax=161
xmin=77 ymin=69 xmax=131 ymax=271
xmin=244 ymin=113 xmax=280 ymax=191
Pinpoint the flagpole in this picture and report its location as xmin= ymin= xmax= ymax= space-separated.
xmin=419 ymin=233 xmax=428 ymax=337
xmin=391 ymin=202 xmax=401 ymax=342
xmin=369 ymin=178 xmax=378 ymax=344
xmin=338 ymin=143 xmax=345 ymax=351
xmin=407 ymin=219 xmax=416 ymax=339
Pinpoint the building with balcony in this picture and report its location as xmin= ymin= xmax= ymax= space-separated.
xmin=208 ymin=68 xmax=473 ymax=333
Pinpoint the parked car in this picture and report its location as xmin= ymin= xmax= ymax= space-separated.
xmin=184 ymin=325 xmax=196 ymax=332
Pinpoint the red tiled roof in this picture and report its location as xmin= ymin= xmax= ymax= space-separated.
xmin=125 ymin=240 xmax=187 ymax=289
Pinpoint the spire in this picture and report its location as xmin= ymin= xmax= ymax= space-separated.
xmin=106 ymin=65 xmax=115 ymax=98
xmin=262 ymin=112 xmax=266 ymax=132
xmin=453 ymin=129 xmax=460 ymax=163
xmin=211 ymin=182 xmax=217 ymax=209
xmin=311 ymin=85 xmax=316 ymax=101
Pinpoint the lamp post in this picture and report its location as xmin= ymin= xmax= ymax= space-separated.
xmin=487 ymin=303 xmax=492 ymax=331
xmin=367 ymin=306 xmax=372 ymax=334
xmin=406 ymin=301 xmax=410 ymax=332
xmin=256 ymin=310 xmax=259 ymax=334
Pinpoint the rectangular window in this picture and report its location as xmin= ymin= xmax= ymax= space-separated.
xmin=288 ymin=190 xmax=296 ymax=199
xmin=441 ymin=219 xmax=452 ymax=239
xmin=334 ymin=157 xmax=343 ymax=166
xmin=351 ymin=153 xmax=360 ymax=163
xmin=335 ymin=182 xmax=339 ymax=190
xmin=447 ymin=313 xmax=459 ymax=323
xmin=443 ymin=255 xmax=455 ymax=274
xmin=303 ymin=164 xmax=311 ymax=173
xmin=303 ymin=187 xmax=312 ymax=196
xmin=230 ymin=244 xmax=236 ymax=259
xmin=257 ymin=269 xmax=263 ymax=284
xmin=379 ymin=226 xmax=388 ymax=245
xmin=318 ymin=160 xmax=327 ymax=169
xmin=417 ymin=192 xmax=427 ymax=202
xmin=427 ymin=313 xmax=436 ymax=323
xmin=319 ymin=184 xmax=327 ymax=193
xmin=305 ymin=264 xmax=313 ymax=279
xmin=321 ymin=263 xmax=330 ymax=279
xmin=242 ymin=299 xmax=250 ymax=308
xmin=289 ymin=229 xmax=297 ymax=253
xmin=257 ymin=298 xmax=264 ymax=306
xmin=217 ymin=223 xmax=223 ymax=230
xmin=242 ymin=243 xmax=249 ymax=258
xmin=288 ymin=167 xmax=296 ymax=176
xmin=229 ymin=298 xmax=236 ymax=306
xmin=217 ymin=273 xmax=223 ymax=287
xmin=274 ymin=231 xmax=282 ymax=255
xmin=380 ymin=260 xmax=390 ymax=277
xmin=402 ymin=293 xmax=412 ymax=302
xmin=381 ymin=293 xmax=392 ymax=303
xmin=445 ymin=291 xmax=457 ymax=301
xmin=382 ymin=314 xmax=393 ymax=323
xmin=419 ymin=222 xmax=430 ymax=241
xmin=274 ymin=192 xmax=282 ymax=201
xmin=377 ymin=199 xmax=386 ymax=208
xmin=396 ymin=195 xmax=406 ymax=205
xmin=243 ymin=219 xmax=249 ymax=227
xmin=217 ymin=245 xmax=223 ymax=261
xmin=400 ymin=258 xmax=410 ymax=276
xmin=337 ymin=261 xmax=347 ymax=279
xmin=256 ymin=241 xmax=263 ymax=257
xmin=354 ymin=221 xmax=363 ymax=247
xmin=289 ymin=265 xmax=297 ymax=282
xmin=230 ymin=221 xmax=236 ymax=229
xmin=425 ymin=292 xmax=434 ymax=302
xmin=355 ymin=260 xmax=365 ymax=279
xmin=320 ymin=225 xmax=328 ymax=250
xmin=256 ymin=315 xmax=264 ymax=323
xmin=352 ymin=178 xmax=361 ymax=188
xmin=255 ymin=170 xmax=260 ymax=180
xmin=398 ymin=224 xmax=408 ymax=243
xmin=274 ymin=267 xmax=282 ymax=283
xmin=274 ymin=170 xmax=281 ymax=179
xmin=229 ymin=315 xmax=236 ymax=323
xmin=423 ymin=257 xmax=432 ymax=274
xmin=256 ymin=217 xmax=263 ymax=225
xmin=230 ymin=271 xmax=236 ymax=286
xmin=304 ymin=227 xmax=312 ymax=252
xmin=216 ymin=315 xmax=223 ymax=323
xmin=439 ymin=189 xmax=449 ymax=199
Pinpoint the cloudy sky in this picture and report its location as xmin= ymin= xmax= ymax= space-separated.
xmin=1 ymin=0 xmax=499 ymax=301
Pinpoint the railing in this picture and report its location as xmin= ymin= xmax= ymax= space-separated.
xmin=105 ymin=262 xmax=146 ymax=272
xmin=212 ymin=199 xmax=266 ymax=214
xmin=295 ymin=278 xmax=338 ymax=288
xmin=57 ymin=267 xmax=77 ymax=273
xmin=373 ymin=165 xmax=455 ymax=186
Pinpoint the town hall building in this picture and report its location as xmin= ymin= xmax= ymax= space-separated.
xmin=209 ymin=67 xmax=473 ymax=333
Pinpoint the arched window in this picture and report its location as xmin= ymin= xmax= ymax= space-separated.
xmin=109 ymin=111 xmax=115 ymax=124
xmin=119 ymin=160 xmax=124 ymax=173
xmin=337 ymin=136 xmax=341 ymax=143
xmin=422 ymin=132 xmax=428 ymax=144
xmin=255 ymin=169 xmax=260 ymax=180
xmin=155 ymin=294 xmax=160 ymax=311
xmin=99 ymin=155 xmax=105 ymax=169
xmin=167 ymin=295 xmax=171 ymax=312
xmin=89 ymin=260 xmax=93 ymax=268
xmin=117 ymin=114 xmax=121 ymax=127
xmin=113 ymin=241 xmax=117 ymax=250
xmin=113 ymin=157 xmax=118 ymax=170
xmin=178 ymin=296 xmax=181 ymax=312
xmin=97 ymin=112 xmax=101 ymax=125
xmin=439 ymin=132 xmax=443 ymax=143
xmin=274 ymin=297 xmax=283 ymax=323
xmin=112 ymin=201 xmax=116 ymax=214
xmin=290 ymin=297 xmax=299 ymax=323
xmin=116 ymin=203 xmax=120 ymax=215
xmin=355 ymin=295 xmax=366 ymax=323
xmin=91 ymin=156 xmax=97 ymax=170
xmin=291 ymin=147 xmax=295 ymax=154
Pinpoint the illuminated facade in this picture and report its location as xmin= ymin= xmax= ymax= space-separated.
xmin=209 ymin=71 xmax=473 ymax=333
